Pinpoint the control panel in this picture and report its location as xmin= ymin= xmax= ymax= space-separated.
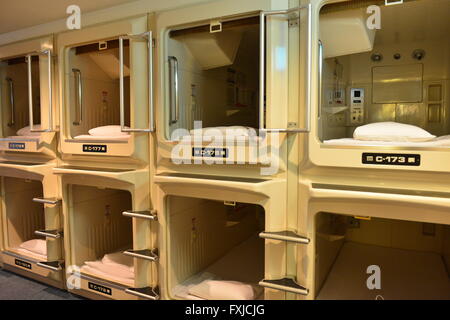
xmin=348 ymin=88 xmax=365 ymax=125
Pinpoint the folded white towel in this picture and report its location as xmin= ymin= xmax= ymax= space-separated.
xmin=19 ymin=239 xmax=47 ymax=256
xmin=16 ymin=247 xmax=47 ymax=261
xmin=102 ymin=251 xmax=134 ymax=272
xmin=16 ymin=125 xmax=42 ymax=137
xmin=188 ymin=280 xmax=256 ymax=300
xmin=84 ymin=260 xmax=134 ymax=280
xmin=173 ymin=272 xmax=219 ymax=300
xmin=81 ymin=265 xmax=134 ymax=287
xmin=88 ymin=125 xmax=130 ymax=136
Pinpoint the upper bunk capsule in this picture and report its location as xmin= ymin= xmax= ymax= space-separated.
xmin=155 ymin=0 xmax=313 ymax=178
xmin=57 ymin=15 xmax=154 ymax=166
xmin=309 ymin=0 xmax=450 ymax=173
xmin=0 ymin=36 xmax=57 ymax=161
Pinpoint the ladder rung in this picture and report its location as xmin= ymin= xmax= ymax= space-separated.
xmin=125 ymin=287 xmax=160 ymax=300
xmin=259 ymin=231 xmax=310 ymax=244
xmin=122 ymin=210 xmax=157 ymax=221
xmin=123 ymin=249 xmax=159 ymax=262
xmin=259 ymin=278 xmax=309 ymax=295
xmin=34 ymin=229 xmax=63 ymax=239
xmin=33 ymin=197 xmax=61 ymax=205
xmin=37 ymin=260 xmax=64 ymax=272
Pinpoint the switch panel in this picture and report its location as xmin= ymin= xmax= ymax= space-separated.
xmin=349 ymin=88 xmax=365 ymax=125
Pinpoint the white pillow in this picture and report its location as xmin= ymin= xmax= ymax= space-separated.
xmin=353 ymin=122 xmax=436 ymax=142
xmin=16 ymin=125 xmax=42 ymax=137
xmin=88 ymin=125 xmax=129 ymax=136
xmin=188 ymin=280 xmax=255 ymax=300
xmin=19 ymin=239 xmax=47 ymax=256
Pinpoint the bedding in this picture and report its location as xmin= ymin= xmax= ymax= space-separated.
xmin=17 ymin=125 xmax=42 ymax=137
xmin=102 ymin=251 xmax=134 ymax=273
xmin=0 ymin=135 xmax=40 ymax=141
xmin=173 ymin=234 xmax=265 ymax=300
xmin=73 ymin=134 xmax=130 ymax=141
xmin=19 ymin=239 xmax=47 ymax=256
xmin=88 ymin=125 xmax=130 ymax=136
xmin=190 ymin=126 xmax=257 ymax=138
xmin=324 ymin=135 xmax=450 ymax=147
xmin=84 ymin=261 xmax=134 ymax=279
xmin=15 ymin=248 xmax=47 ymax=261
xmin=353 ymin=122 xmax=436 ymax=142
xmin=173 ymin=272 xmax=219 ymax=300
xmin=81 ymin=250 xmax=135 ymax=286
xmin=80 ymin=265 xmax=134 ymax=287
xmin=189 ymin=280 xmax=256 ymax=300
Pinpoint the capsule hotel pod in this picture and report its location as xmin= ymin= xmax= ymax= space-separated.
xmin=55 ymin=166 xmax=155 ymax=300
xmin=0 ymin=36 xmax=58 ymax=160
xmin=57 ymin=15 xmax=154 ymax=165
xmin=155 ymin=0 xmax=311 ymax=178
xmin=0 ymin=162 xmax=64 ymax=288
xmin=0 ymin=33 xmax=61 ymax=286
xmin=296 ymin=182 xmax=450 ymax=299
xmin=54 ymin=13 xmax=157 ymax=300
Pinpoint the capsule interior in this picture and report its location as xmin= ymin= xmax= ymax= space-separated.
xmin=66 ymin=39 xmax=131 ymax=139
xmin=166 ymin=196 xmax=265 ymax=300
xmin=315 ymin=212 xmax=450 ymax=299
xmin=166 ymin=17 xmax=260 ymax=139
xmin=0 ymin=56 xmax=41 ymax=137
xmin=319 ymin=0 xmax=450 ymax=145
xmin=2 ymin=177 xmax=45 ymax=260
xmin=67 ymin=185 xmax=133 ymax=287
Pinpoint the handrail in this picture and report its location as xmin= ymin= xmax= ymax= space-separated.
xmin=259 ymin=4 xmax=312 ymax=133
xmin=26 ymin=49 xmax=54 ymax=132
xmin=168 ymin=56 xmax=179 ymax=125
xmin=119 ymin=31 xmax=154 ymax=133
xmin=72 ymin=68 xmax=82 ymax=125
xmin=6 ymin=78 xmax=15 ymax=126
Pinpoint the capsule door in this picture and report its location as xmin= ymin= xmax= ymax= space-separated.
xmin=57 ymin=16 xmax=154 ymax=164
xmin=0 ymin=36 xmax=57 ymax=158
xmin=156 ymin=1 xmax=312 ymax=177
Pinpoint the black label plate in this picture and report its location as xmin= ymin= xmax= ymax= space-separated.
xmin=362 ymin=153 xmax=420 ymax=166
xmin=9 ymin=142 xmax=25 ymax=150
xmin=15 ymin=259 xmax=32 ymax=270
xmin=88 ymin=282 xmax=112 ymax=295
xmin=192 ymin=147 xmax=228 ymax=158
xmin=82 ymin=144 xmax=107 ymax=153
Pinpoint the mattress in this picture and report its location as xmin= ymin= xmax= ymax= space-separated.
xmin=73 ymin=134 xmax=130 ymax=141
xmin=317 ymin=242 xmax=450 ymax=300
xmin=324 ymin=135 xmax=450 ymax=147
xmin=0 ymin=135 xmax=41 ymax=141
xmin=173 ymin=234 xmax=265 ymax=300
xmin=172 ymin=126 xmax=260 ymax=142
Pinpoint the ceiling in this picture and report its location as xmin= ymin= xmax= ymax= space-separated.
xmin=376 ymin=0 xmax=450 ymax=45
xmin=0 ymin=0 xmax=139 ymax=34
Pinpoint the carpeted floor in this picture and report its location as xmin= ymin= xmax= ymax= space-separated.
xmin=0 ymin=268 xmax=83 ymax=300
